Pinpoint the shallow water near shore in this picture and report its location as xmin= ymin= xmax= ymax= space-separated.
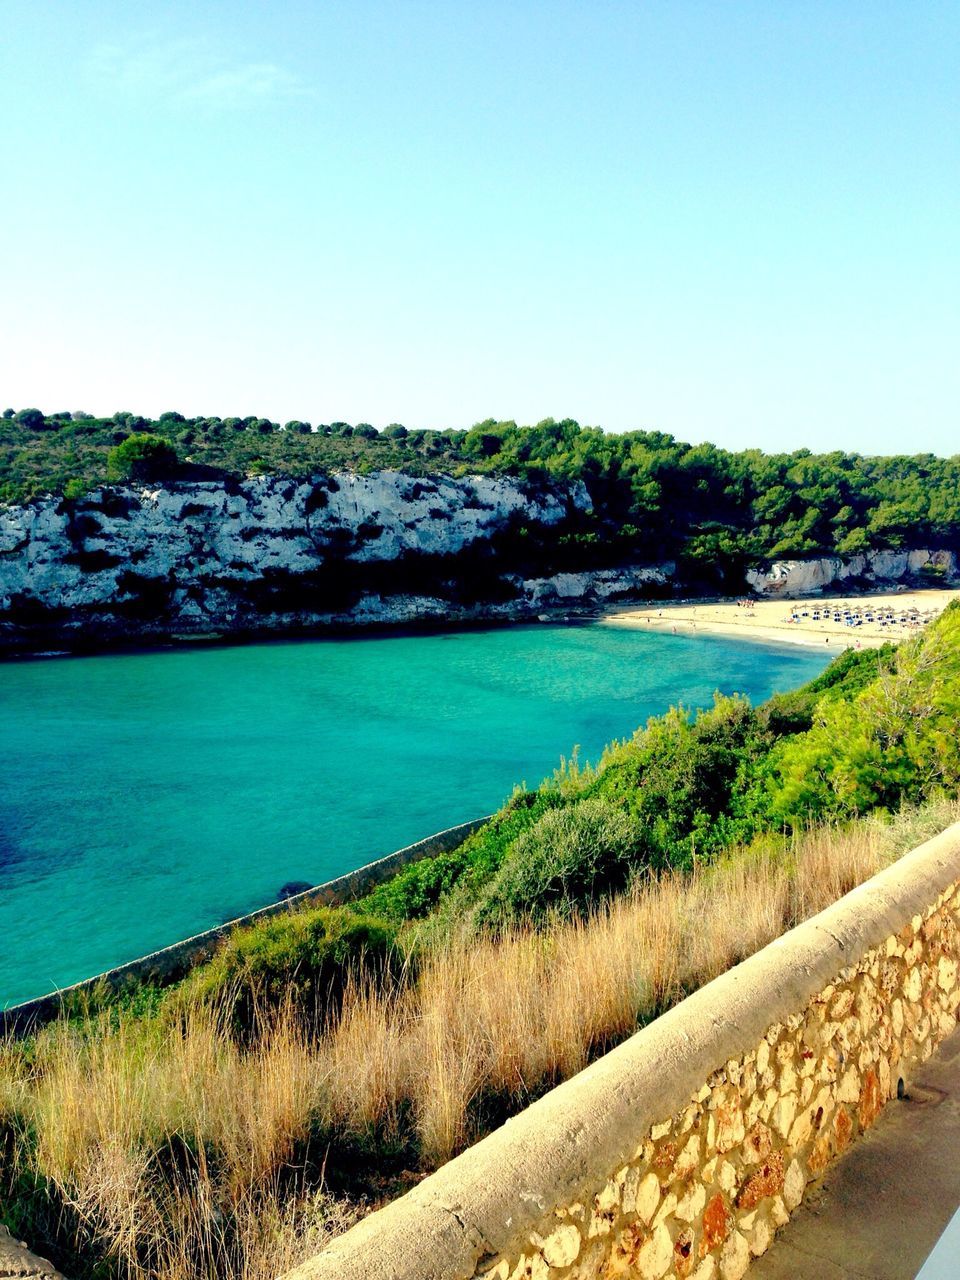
xmin=0 ymin=625 xmax=830 ymax=1007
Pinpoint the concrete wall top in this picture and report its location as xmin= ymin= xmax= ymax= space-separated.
xmin=287 ymin=822 xmax=960 ymax=1280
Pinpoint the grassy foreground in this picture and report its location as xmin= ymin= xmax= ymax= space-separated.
xmin=3 ymin=607 xmax=960 ymax=1278
xmin=2 ymin=806 xmax=956 ymax=1280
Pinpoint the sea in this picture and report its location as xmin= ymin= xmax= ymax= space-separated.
xmin=0 ymin=623 xmax=831 ymax=1007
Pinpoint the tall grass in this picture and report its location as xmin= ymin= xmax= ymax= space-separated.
xmin=2 ymin=800 xmax=956 ymax=1280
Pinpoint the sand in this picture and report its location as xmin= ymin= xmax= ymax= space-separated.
xmin=602 ymin=588 xmax=960 ymax=650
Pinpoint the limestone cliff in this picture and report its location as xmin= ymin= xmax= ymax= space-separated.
xmin=1 ymin=470 xmax=954 ymax=654
xmin=747 ymin=549 xmax=957 ymax=597
xmin=0 ymin=471 xmax=670 ymax=653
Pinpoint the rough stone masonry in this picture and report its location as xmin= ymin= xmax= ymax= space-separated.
xmin=285 ymin=824 xmax=960 ymax=1280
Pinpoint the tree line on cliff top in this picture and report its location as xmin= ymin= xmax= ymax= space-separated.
xmin=3 ymin=408 xmax=960 ymax=570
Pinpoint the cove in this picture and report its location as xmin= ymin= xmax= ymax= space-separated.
xmin=0 ymin=624 xmax=830 ymax=1007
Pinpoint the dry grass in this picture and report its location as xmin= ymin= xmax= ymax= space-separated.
xmin=2 ymin=800 xmax=958 ymax=1279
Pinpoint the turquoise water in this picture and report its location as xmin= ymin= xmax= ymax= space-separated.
xmin=0 ymin=625 xmax=830 ymax=1007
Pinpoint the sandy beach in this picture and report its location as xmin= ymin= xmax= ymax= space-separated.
xmin=602 ymin=588 xmax=960 ymax=649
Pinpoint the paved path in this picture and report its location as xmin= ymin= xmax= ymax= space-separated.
xmin=0 ymin=1225 xmax=63 ymax=1278
xmin=752 ymin=1026 xmax=960 ymax=1279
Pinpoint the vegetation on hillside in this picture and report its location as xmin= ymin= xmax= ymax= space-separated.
xmin=359 ymin=615 xmax=960 ymax=929
xmin=3 ymin=609 xmax=960 ymax=1278
xmin=3 ymin=410 xmax=960 ymax=579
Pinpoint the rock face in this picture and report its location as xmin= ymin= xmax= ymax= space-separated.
xmin=747 ymin=549 xmax=956 ymax=597
xmin=2 ymin=469 xmax=954 ymax=653
xmin=0 ymin=471 xmax=672 ymax=653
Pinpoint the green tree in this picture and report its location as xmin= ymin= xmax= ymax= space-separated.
xmin=14 ymin=407 xmax=44 ymax=429
xmin=107 ymin=433 xmax=179 ymax=482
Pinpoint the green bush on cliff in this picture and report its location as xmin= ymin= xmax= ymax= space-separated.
xmin=4 ymin=409 xmax=960 ymax=582
xmin=766 ymin=605 xmax=960 ymax=822
xmin=106 ymin=433 xmax=179 ymax=483
xmin=359 ymin=787 xmax=564 ymax=921
xmin=584 ymin=693 xmax=769 ymax=870
xmin=757 ymin=644 xmax=894 ymax=736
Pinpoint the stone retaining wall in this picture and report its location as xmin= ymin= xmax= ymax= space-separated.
xmin=286 ymin=822 xmax=960 ymax=1280
xmin=1 ymin=815 xmax=488 ymax=1038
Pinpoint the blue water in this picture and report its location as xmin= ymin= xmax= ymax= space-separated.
xmin=0 ymin=625 xmax=830 ymax=1007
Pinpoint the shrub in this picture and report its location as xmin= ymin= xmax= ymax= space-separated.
xmin=768 ymin=605 xmax=960 ymax=823
xmin=474 ymin=797 xmax=642 ymax=926
xmin=106 ymin=433 xmax=179 ymax=482
xmin=361 ymin=789 xmax=567 ymax=924
xmin=360 ymin=845 xmax=474 ymax=921
xmin=592 ymin=695 xmax=767 ymax=868
xmin=180 ymin=904 xmax=401 ymax=1029
xmin=14 ymin=408 xmax=45 ymax=429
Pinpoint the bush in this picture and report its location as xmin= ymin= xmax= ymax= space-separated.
xmin=14 ymin=408 xmax=44 ymax=429
xmin=767 ymin=605 xmax=960 ymax=823
xmin=358 ymin=790 xmax=564 ymax=924
xmin=106 ymin=433 xmax=179 ymax=483
xmin=180 ymin=904 xmax=401 ymax=1029
xmin=360 ymin=845 xmax=474 ymax=921
xmin=592 ymin=695 xmax=766 ymax=868
xmin=474 ymin=797 xmax=642 ymax=926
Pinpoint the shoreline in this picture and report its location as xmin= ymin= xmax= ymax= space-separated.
xmin=5 ymin=585 xmax=960 ymax=664
xmin=601 ymin=587 xmax=960 ymax=650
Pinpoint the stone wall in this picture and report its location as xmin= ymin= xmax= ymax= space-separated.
xmin=1 ymin=815 xmax=488 ymax=1038
xmin=286 ymin=822 xmax=960 ymax=1280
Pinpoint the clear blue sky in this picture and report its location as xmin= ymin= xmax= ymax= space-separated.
xmin=1 ymin=1 xmax=957 ymax=455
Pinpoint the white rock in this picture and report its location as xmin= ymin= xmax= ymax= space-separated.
xmin=540 ymin=1223 xmax=581 ymax=1268
xmin=635 ymin=1172 xmax=661 ymax=1224
xmin=745 ymin=549 xmax=951 ymax=598
xmin=783 ymin=1159 xmax=805 ymax=1211
xmin=675 ymin=1182 xmax=706 ymax=1223
xmin=719 ymin=1231 xmax=751 ymax=1280
xmin=2 ymin=472 xmax=662 ymax=641
xmin=636 ymin=1224 xmax=673 ymax=1280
